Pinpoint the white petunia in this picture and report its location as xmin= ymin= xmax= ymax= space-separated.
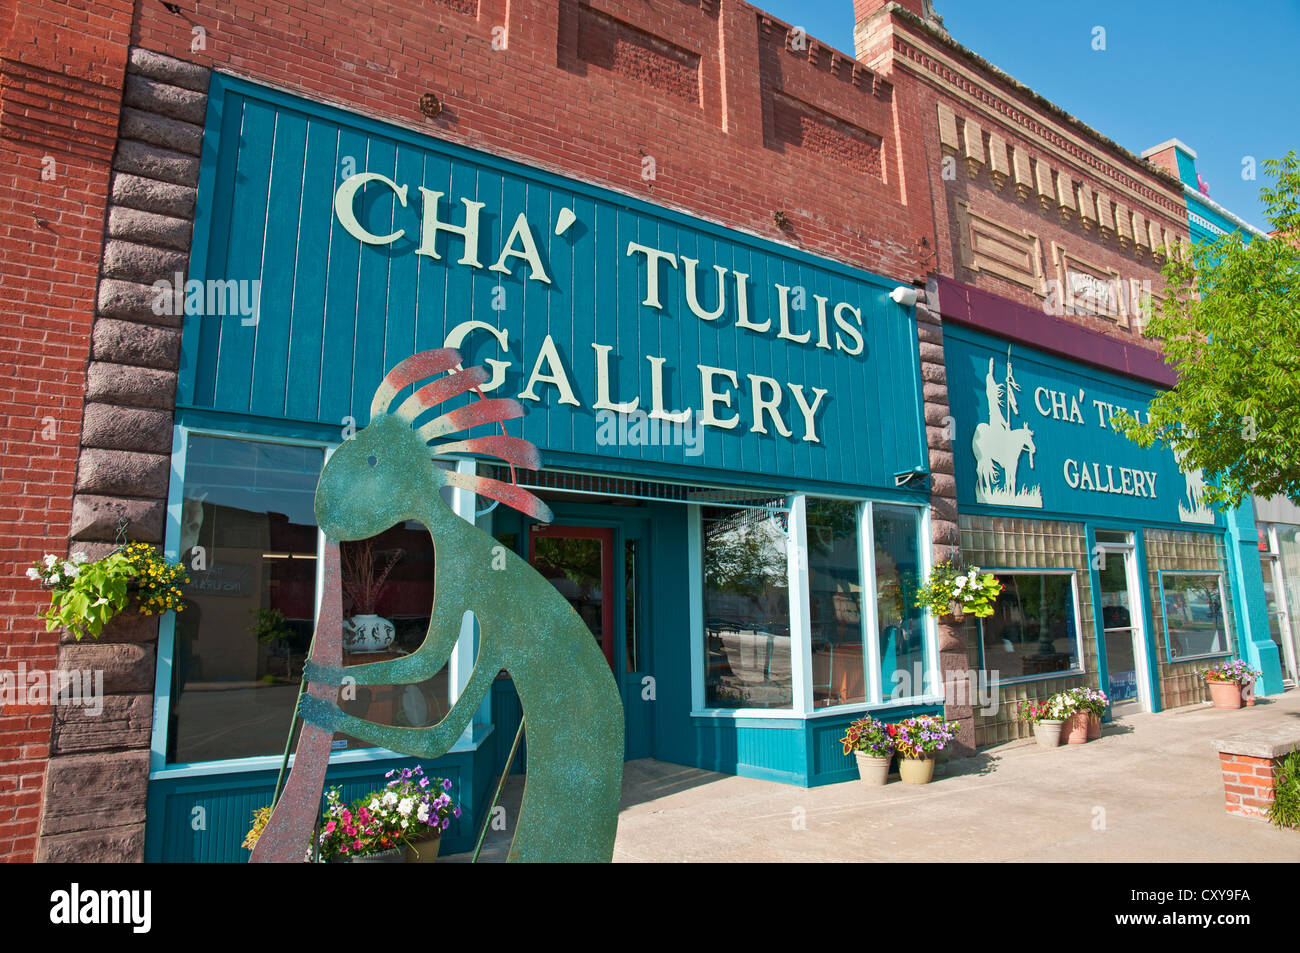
xmin=382 ymin=791 xmax=398 ymax=806
xmin=25 ymin=568 xmax=41 ymax=581
xmin=397 ymin=797 xmax=413 ymax=816
xmin=369 ymin=798 xmax=380 ymax=811
xmin=62 ymin=562 xmax=78 ymax=578
xmin=417 ymin=804 xmax=430 ymax=823
xmin=955 ymin=576 xmax=967 ymax=588
xmin=44 ymin=554 xmax=58 ymax=568
xmin=71 ymin=552 xmax=88 ymax=564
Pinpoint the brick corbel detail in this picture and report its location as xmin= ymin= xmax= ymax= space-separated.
xmin=38 ymin=48 xmax=211 ymax=864
xmin=915 ymin=283 xmax=975 ymax=758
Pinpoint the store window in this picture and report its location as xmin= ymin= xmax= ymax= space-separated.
xmin=977 ymin=572 xmax=1080 ymax=680
xmin=1161 ymin=572 xmax=1231 ymax=660
xmin=808 ymin=499 xmax=866 ymax=708
xmin=169 ymin=436 xmax=324 ymax=764
xmin=702 ymin=505 xmax=792 ymax=709
xmin=873 ymin=504 xmax=929 ymax=700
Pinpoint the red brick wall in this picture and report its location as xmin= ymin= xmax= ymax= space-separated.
xmin=0 ymin=0 xmax=134 ymax=862
xmin=1219 ymin=752 xmax=1277 ymax=819
xmin=128 ymin=0 xmax=936 ymax=282
xmin=856 ymin=7 xmax=1188 ymax=343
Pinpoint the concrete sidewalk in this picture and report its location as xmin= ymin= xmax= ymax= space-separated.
xmin=448 ymin=689 xmax=1300 ymax=862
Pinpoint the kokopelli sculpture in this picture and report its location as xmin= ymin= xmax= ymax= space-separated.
xmin=252 ymin=349 xmax=624 ymax=863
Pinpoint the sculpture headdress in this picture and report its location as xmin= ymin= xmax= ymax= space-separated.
xmin=371 ymin=348 xmax=552 ymax=523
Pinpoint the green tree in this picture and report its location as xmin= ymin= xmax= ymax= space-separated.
xmin=1119 ymin=151 xmax=1300 ymax=506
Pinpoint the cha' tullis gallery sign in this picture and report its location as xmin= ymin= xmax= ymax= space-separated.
xmin=945 ymin=325 xmax=1219 ymax=526
xmin=180 ymin=78 xmax=928 ymax=491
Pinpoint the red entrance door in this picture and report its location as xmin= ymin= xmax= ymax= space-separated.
xmin=528 ymin=526 xmax=616 ymax=671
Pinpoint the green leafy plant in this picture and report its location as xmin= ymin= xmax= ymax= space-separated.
xmin=914 ymin=560 xmax=1002 ymax=619
xmin=32 ymin=551 xmax=134 ymax=640
xmin=1116 ymin=151 xmax=1300 ymax=506
xmin=1268 ymin=750 xmax=1300 ymax=832
xmin=27 ymin=544 xmax=189 ymax=641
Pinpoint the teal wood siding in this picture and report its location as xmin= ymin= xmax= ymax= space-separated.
xmin=183 ymin=74 xmax=927 ymax=494
xmin=145 ymin=753 xmax=483 ymax=862
xmin=944 ymin=324 xmax=1224 ymax=528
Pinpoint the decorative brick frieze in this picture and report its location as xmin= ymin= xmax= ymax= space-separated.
xmin=38 ymin=47 xmax=210 ymax=865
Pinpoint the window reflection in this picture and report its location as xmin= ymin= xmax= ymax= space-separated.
xmin=702 ymin=505 xmax=791 ymax=709
xmin=1162 ymin=573 xmax=1229 ymax=659
xmin=807 ymin=500 xmax=865 ymax=708
xmin=979 ymin=573 xmax=1079 ymax=679
xmin=169 ymin=437 xmax=323 ymax=764
xmin=873 ymin=505 xmax=928 ymax=700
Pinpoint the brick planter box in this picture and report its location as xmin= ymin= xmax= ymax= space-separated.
xmin=1214 ymin=729 xmax=1300 ymax=819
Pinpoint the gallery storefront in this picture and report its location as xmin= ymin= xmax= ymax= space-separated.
xmin=140 ymin=73 xmax=938 ymax=860
xmin=934 ymin=277 xmax=1283 ymax=746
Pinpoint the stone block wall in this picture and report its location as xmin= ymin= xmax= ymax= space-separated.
xmin=35 ymin=48 xmax=209 ymax=863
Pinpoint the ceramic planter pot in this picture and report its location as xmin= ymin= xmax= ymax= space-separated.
xmin=404 ymin=834 xmax=441 ymax=863
xmin=898 ymin=755 xmax=935 ymax=785
xmin=1062 ymin=711 xmax=1090 ymax=744
xmin=1034 ymin=719 xmax=1064 ymax=748
xmin=853 ymin=751 xmax=892 ymax=786
xmin=1088 ymin=713 xmax=1101 ymax=740
xmin=344 ymin=847 xmax=404 ymax=863
xmin=1207 ymin=679 xmax=1243 ymax=710
xmin=344 ymin=613 xmax=396 ymax=653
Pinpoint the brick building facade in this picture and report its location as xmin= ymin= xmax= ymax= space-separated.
xmin=0 ymin=0 xmax=1278 ymax=862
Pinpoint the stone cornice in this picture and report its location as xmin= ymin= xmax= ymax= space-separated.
xmin=885 ymin=12 xmax=1188 ymax=234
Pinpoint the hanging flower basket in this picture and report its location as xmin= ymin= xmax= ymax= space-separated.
xmin=915 ymin=560 xmax=1001 ymax=622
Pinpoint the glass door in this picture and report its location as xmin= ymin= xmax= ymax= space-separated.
xmin=1261 ymin=553 xmax=1298 ymax=684
xmin=528 ymin=526 xmax=616 ymax=671
xmin=1096 ymin=540 xmax=1151 ymax=712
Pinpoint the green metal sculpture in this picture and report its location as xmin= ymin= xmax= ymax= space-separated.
xmin=267 ymin=349 xmax=624 ymax=862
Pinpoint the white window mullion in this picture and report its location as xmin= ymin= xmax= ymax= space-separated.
xmin=788 ymin=494 xmax=813 ymax=716
xmin=449 ymin=459 xmax=477 ymax=729
xmin=687 ymin=504 xmax=704 ymax=712
xmin=860 ymin=501 xmax=882 ymax=705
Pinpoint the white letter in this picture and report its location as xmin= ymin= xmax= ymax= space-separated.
xmin=334 ymin=173 xmax=407 ymax=245
xmin=681 ymin=258 xmax=727 ymax=321
xmin=748 ymin=374 xmax=792 ymax=437
xmin=592 ymin=343 xmax=639 ymax=412
xmin=832 ymin=302 xmax=863 ymax=355
xmin=626 ymin=242 xmax=678 ymax=310
xmin=646 ymin=356 xmax=691 ymax=423
xmin=489 ymin=212 xmax=551 ymax=283
xmin=443 ymin=320 xmax=511 ymax=391
xmin=518 ymin=335 xmax=579 ymax=406
xmin=698 ymin=364 xmax=740 ymax=430
xmin=416 ymin=188 xmax=484 ymax=267
xmin=788 ymin=384 xmax=828 ymax=443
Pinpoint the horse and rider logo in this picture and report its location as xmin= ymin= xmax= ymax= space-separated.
xmin=972 ymin=350 xmax=1042 ymax=508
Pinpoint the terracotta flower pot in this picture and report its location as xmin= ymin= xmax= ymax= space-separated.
xmin=898 ymin=755 xmax=936 ymax=785
xmin=1207 ymin=679 xmax=1243 ymax=710
xmin=1034 ymin=719 xmax=1064 ymax=748
xmin=1062 ymin=711 xmax=1090 ymax=744
xmin=1088 ymin=713 xmax=1101 ymax=740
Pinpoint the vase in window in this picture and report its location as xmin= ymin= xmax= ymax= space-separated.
xmin=343 ymin=614 xmax=396 ymax=653
xmin=341 ymin=540 xmax=403 ymax=654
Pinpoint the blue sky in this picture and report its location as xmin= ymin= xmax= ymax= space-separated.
xmin=757 ymin=0 xmax=1299 ymax=232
